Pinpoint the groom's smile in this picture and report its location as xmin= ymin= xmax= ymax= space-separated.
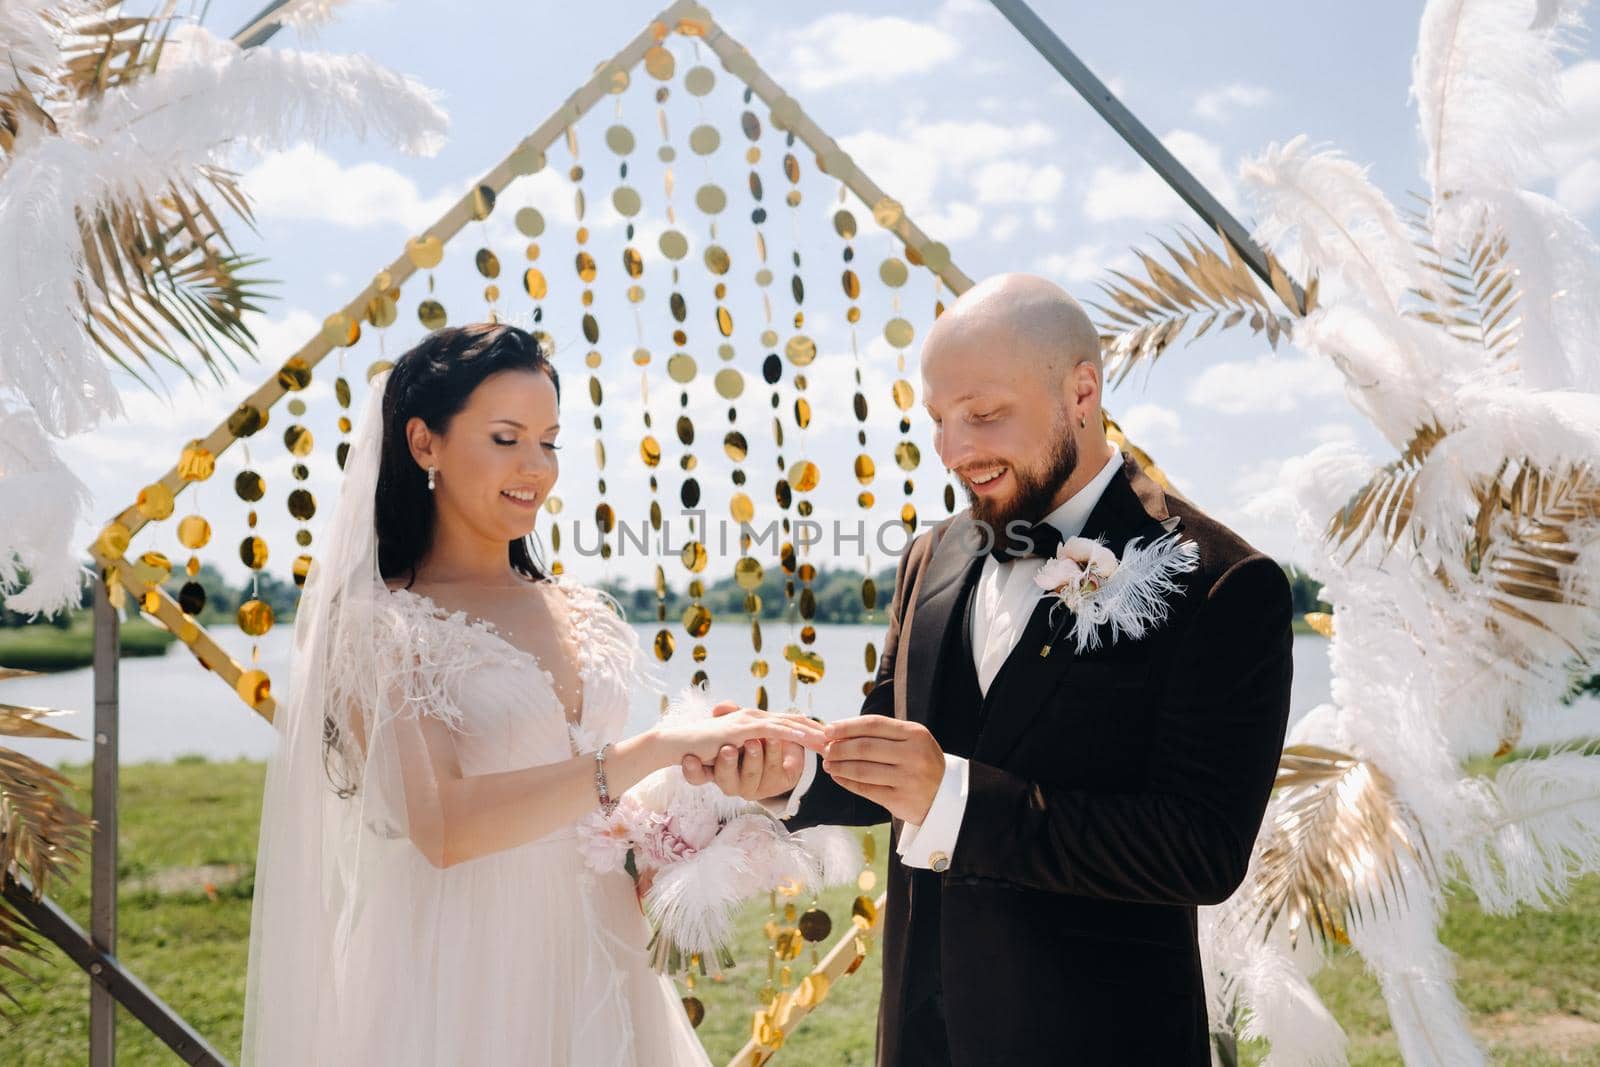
xmin=962 ymin=465 xmax=1009 ymax=495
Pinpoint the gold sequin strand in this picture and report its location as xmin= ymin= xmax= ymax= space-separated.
xmin=834 ymin=196 xmax=882 ymax=698
xmin=649 ymin=57 xmax=687 ymax=679
xmin=880 ymin=229 xmax=921 ymax=539
xmin=568 ymin=125 xmax=616 ymax=566
xmin=234 ymin=435 xmax=273 ymax=665
xmin=777 ymin=122 xmax=824 ymax=698
xmin=733 ymin=82 xmax=770 ymax=710
xmin=407 ymin=223 xmax=448 ymax=331
xmin=683 ymin=42 xmax=727 ymax=692
xmin=609 ymin=77 xmax=670 ymax=713
xmin=513 ymin=152 xmax=553 ymax=357
xmin=172 ymin=436 xmax=216 ymax=628
xmin=474 ymin=190 xmax=504 ymax=320
xmin=284 ymin=333 xmax=328 ymax=601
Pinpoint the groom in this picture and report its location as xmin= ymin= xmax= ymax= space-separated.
xmin=685 ymin=273 xmax=1294 ymax=1066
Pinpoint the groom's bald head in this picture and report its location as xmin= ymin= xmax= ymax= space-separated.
xmin=923 ymin=273 xmax=1102 ymax=396
xmin=920 ymin=272 xmax=1115 ymax=528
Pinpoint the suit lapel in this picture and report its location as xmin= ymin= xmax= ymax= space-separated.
xmin=973 ymin=452 xmax=1182 ymax=763
xmin=903 ymin=514 xmax=987 ymax=729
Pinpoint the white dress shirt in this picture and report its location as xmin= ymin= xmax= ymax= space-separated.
xmin=764 ymin=447 xmax=1126 ymax=872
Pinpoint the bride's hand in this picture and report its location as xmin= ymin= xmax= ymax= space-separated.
xmin=681 ymin=702 xmax=811 ymax=801
xmin=649 ymin=707 xmax=824 ymax=767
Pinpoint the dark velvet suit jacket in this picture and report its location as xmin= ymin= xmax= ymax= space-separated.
xmin=784 ymin=452 xmax=1294 ymax=1066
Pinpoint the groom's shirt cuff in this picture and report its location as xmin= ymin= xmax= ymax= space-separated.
xmin=895 ymin=754 xmax=968 ymax=871
xmin=759 ymin=747 xmax=819 ymax=820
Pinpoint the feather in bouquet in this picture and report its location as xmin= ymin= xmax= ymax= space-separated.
xmin=577 ymin=683 xmax=861 ymax=974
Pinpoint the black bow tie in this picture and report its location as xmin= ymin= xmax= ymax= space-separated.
xmin=989 ymin=521 xmax=1064 ymax=564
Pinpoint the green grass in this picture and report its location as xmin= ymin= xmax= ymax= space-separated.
xmin=5 ymin=760 xmax=1599 ymax=1065
xmin=0 ymin=617 xmax=176 ymax=672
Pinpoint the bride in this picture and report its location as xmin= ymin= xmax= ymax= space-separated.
xmin=241 ymin=322 xmax=822 ymax=1065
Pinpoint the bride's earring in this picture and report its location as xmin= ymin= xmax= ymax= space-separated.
xmin=427 ymin=465 xmax=437 ymax=491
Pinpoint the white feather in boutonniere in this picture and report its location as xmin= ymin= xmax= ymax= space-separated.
xmin=1032 ymin=533 xmax=1201 ymax=655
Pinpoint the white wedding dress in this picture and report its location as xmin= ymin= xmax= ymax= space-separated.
xmin=245 ymin=576 xmax=713 ymax=1066
xmin=351 ymin=581 xmax=714 ymax=1065
xmin=241 ymin=369 xmax=712 ymax=1067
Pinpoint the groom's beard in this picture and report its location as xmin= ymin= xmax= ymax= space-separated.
xmin=961 ymin=413 xmax=1080 ymax=540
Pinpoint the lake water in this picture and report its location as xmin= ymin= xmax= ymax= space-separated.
xmin=3 ymin=623 xmax=1332 ymax=768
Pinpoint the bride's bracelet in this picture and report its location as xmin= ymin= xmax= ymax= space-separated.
xmin=593 ymin=742 xmax=617 ymax=815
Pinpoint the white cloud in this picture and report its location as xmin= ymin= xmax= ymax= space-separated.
xmin=1192 ymin=83 xmax=1273 ymax=123
xmin=916 ymin=201 xmax=983 ymax=243
xmin=1556 ymin=157 xmax=1600 ymax=216
xmin=771 ymin=14 xmax=961 ymax=92
xmin=1308 ymin=421 xmax=1359 ymax=445
xmin=1230 ymin=456 xmax=1290 ymax=501
xmin=1539 ymin=61 xmax=1600 ymax=215
xmin=973 ymin=160 xmax=1066 ymax=205
xmin=1186 ymin=352 xmax=1344 ymax=415
xmin=837 ymin=120 xmax=1055 ymax=211
xmin=836 ymin=119 xmax=1056 ymax=235
xmin=1113 ymin=402 xmax=1184 ymax=447
xmin=1035 ymin=243 xmax=1135 ymax=285
xmin=1083 ymin=129 xmax=1237 ymax=223
xmin=243 ymin=144 xmax=457 ymax=230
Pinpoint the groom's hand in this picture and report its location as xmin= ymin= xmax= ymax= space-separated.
xmin=680 ymin=701 xmax=807 ymax=801
xmin=822 ymin=717 xmax=944 ymax=825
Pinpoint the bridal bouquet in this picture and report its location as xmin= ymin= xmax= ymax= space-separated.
xmin=577 ymin=684 xmax=860 ymax=974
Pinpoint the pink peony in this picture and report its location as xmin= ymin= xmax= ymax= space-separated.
xmin=577 ymin=796 xmax=647 ymax=874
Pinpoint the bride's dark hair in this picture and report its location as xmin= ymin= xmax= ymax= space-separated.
xmin=375 ymin=323 xmax=560 ymax=585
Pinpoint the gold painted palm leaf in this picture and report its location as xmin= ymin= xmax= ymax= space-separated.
xmin=1 ymin=2 xmax=269 ymax=387
xmin=1323 ymin=422 xmax=1447 ymax=559
xmin=0 ymin=745 xmax=93 ymax=1012
xmin=1090 ymin=227 xmax=1313 ymax=388
xmin=1404 ymin=198 xmax=1522 ymax=365
xmin=1472 ymin=460 xmax=1600 ymax=648
xmin=1236 ymin=745 xmax=1436 ymax=950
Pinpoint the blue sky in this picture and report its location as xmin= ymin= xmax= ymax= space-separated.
xmin=67 ymin=0 xmax=1600 ymax=593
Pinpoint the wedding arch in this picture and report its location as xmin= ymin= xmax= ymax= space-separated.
xmin=46 ymin=1 xmax=1555 ymax=1065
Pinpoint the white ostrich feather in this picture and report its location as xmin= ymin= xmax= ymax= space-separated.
xmin=1345 ymin=885 xmax=1486 ymax=1067
xmin=1453 ymin=750 xmax=1600 ymax=913
xmin=641 ymin=814 xmax=763 ymax=957
xmin=1199 ymin=2 xmax=1600 ymax=1061
xmin=276 ymin=0 xmax=356 ymax=34
xmin=0 ymin=0 xmax=83 ymax=99
xmin=790 ymin=824 xmax=864 ymax=886
xmin=1288 ymin=306 xmax=1468 ymax=450
xmin=1240 ymin=136 xmax=1426 ymax=317
xmin=0 ymin=406 xmax=91 ymax=615
xmin=1035 ymin=532 xmax=1200 ymax=654
xmin=1469 ymin=189 xmax=1600 ymax=393
xmin=1414 ymin=0 xmax=1587 ymax=205
xmin=618 ymin=681 xmax=862 ymax=963
xmin=1235 ymin=938 xmax=1348 ymax=1067
xmin=0 ymin=22 xmax=448 ymax=436
xmin=0 ymin=17 xmax=449 ymax=613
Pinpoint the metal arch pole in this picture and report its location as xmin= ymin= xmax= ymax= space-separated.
xmin=985 ymin=0 xmax=1307 ymax=315
xmin=90 ymin=575 xmax=120 ymax=1066
xmin=229 ymin=0 xmax=297 ymax=48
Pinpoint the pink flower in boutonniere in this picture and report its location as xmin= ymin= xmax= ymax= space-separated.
xmin=1036 ymin=536 xmax=1121 ymax=606
xmin=1032 ymin=532 xmax=1201 ymax=655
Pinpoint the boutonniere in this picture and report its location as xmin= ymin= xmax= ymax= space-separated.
xmin=1032 ymin=532 xmax=1200 ymax=656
